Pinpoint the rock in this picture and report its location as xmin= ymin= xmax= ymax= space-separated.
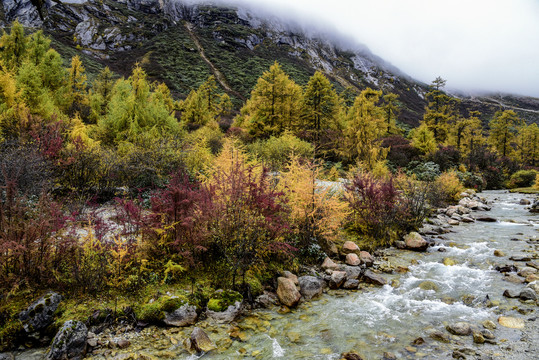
xmin=362 ymin=270 xmax=387 ymax=286
xmin=496 ymin=264 xmax=518 ymax=273
xmin=443 ymin=258 xmax=456 ymax=266
xmin=448 ymin=219 xmax=460 ymax=226
xmin=46 ymin=320 xmax=88 ymax=360
xmin=503 ymin=289 xmax=520 ymax=298
xmin=518 ymin=267 xmax=537 ymax=278
xmin=341 ymin=241 xmax=360 ymax=255
xmin=342 ymin=351 xmax=364 ymax=360
xmin=382 ymin=352 xmax=397 ymax=360
xmin=520 ymin=198 xmax=531 ymax=205
xmin=116 ymin=339 xmax=130 ymax=349
xmin=321 ymin=257 xmax=339 ymax=271
xmin=345 ymin=253 xmax=361 ymax=266
xmin=504 ymin=273 xmax=525 ymax=284
xmin=446 ymin=322 xmax=471 ymax=336
xmin=255 ymin=292 xmax=278 ymax=308
xmin=206 ymin=301 xmax=242 ymax=323
xmin=429 ymin=330 xmax=450 ymax=343
xmin=329 ymin=271 xmax=347 ymax=289
xmin=482 ymin=320 xmax=497 ymax=330
xmin=359 ymin=251 xmax=374 ymax=266
xmin=530 ymin=200 xmax=539 ymax=213
xmin=527 ymin=261 xmax=539 ymax=270
xmin=498 ymin=316 xmax=525 ymax=329
xmin=343 ymin=279 xmax=360 ymax=289
xmin=404 ymin=232 xmax=428 ymax=251
xmin=19 ymin=292 xmax=62 ymax=334
xmin=342 ymin=265 xmax=363 ymax=280
xmin=276 ymin=277 xmax=301 ymax=307
xmin=164 ymin=304 xmax=197 ymax=327
xmin=519 ymin=288 xmax=537 ymax=301
xmin=87 ymin=338 xmax=97 ymax=348
xmin=418 ymin=281 xmax=439 ymax=291
xmin=526 ymin=274 xmax=539 ymax=283
xmin=0 ymin=353 xmax=14 ymax=360
xmin=282 ymin=271 xmax=299 ymax=285
xmin=493 ymin=249 xmax=505 ymax=257
xmin=189 ymin=327 xmax=216 ymax=353
xmin=472 ymin=331 xmax=485 ymax=344
xmin=510 ymin=256 xmax=532 ymax=262
xmin=394 ymin=240 xmax=406 ymax=249
xmin=298 ymin=276 xmax=324 ymax=300
xmin=526 ymin=281 xmax=539 ymax=295
xmin=475 ymin=215 xmax=497 ymax=222
xmin=461 ymin=216 xmax=475 ymax=223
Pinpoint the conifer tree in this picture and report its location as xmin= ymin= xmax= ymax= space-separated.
xmin=381 ymin=92 xmax=400 ymax=135
xmin=422 ymin=77 xmax=458 ymax=143
xmin=409 ymin=123 xmax=437 ymax=155
xmin=488 ymin=109 xmax=522 ymax=157
xmin=0 ymin=20 xmax=28 ymax=71
xmin=515 ymin=123 xmax=539 ymax=166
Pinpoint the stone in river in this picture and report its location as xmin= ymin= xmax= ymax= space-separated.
xmin=329 ymin=271 xmax=347 ymax=289
xmin=276 ymin=277 xmax=301 ymax=307
xmin=503 ymin=289 xmax=519 ymax=298
xmin=446 ymin=322 xmax=472 ymax=336
xmin=189 ymin=327 xmax=216 ymax=353
xmin=519 ymin=288 xmax=537 ymax=301
xmin=345 ymin=253 xmax=361 ymax=266
xmin=404 ymin=232 xmax=429 ymax=251
xmin=493 ymin=249 xmax=505 ymax=257
xmin=504 ymin=274 xmax=525 ymax=284
xmin=298 ymin=276 xmax=324 ymax=300
xmin=498 ymin=316 xmax=525 ymax=329
xmin=359 ymin=251 xmax=374 ymax=267
xmin=518 ymin=267 xmax=537 ymax=278
xmin=362 ymin=270 xmax=387 ymax=286
xmin=343 ymin=279 xmax=359 ymax=290
xmin=475 ymin=215 xmax=497 ymax=222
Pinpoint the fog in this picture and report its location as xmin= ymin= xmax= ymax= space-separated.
xmin=180 ymin=0 xmax=539 ymax=97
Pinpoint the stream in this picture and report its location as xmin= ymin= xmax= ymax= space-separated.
xmin=18 ymin=190 xmax=539 ymax=359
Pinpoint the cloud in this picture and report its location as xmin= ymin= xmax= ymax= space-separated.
xmin=185 ymin=0 xmax=539 ymax=97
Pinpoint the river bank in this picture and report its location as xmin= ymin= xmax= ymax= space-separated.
xmin=6 ymin=190 xmax=539 ymax=360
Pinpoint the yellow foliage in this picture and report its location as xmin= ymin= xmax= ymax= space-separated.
xmin=68 ymin=116 xmax=100 ymax=149
xmin=277 ymin=157 xmax=348 ymax=245
xmin=533 ymin=174 xmax=539 ymax=191
xmin=434 ymin=170 xmax=465 ymax=203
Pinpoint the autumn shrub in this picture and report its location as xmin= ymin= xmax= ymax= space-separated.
xmin=247 ymin=132 xmax=314 ymax=171
xmin=533 ymin=174 xmax=539 ymax=190
xmin=344 ymin=173 xmax=402 ymax=248
xmin=394 ymin=172 xmax=433 ymax=233
xmin=465 ymin=146 xmax=518 ymax=189
xmin=506 ymin=169 xmax=538 ymax=189
xmin=429 ymin=146 xmax=461 ymax=171
xmin=456 ymin=171 xmax=485 ymax=191
xmin=432 ymin=171 xmax=465 ymax=206
xmin=407 ymin=161 xmax=441 ymax=181
xmin=381 ymin=135 xmax=420 ymax=169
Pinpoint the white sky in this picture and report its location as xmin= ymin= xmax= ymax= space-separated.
xmin=226 ymin=0 xmax=539 ymax=97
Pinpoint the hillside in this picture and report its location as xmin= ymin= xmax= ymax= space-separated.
xmin=1 ymin=0 xmax=539 ymax=127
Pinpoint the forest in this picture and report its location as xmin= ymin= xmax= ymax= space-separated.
xmin=1 ymin=21 xmax=538 ymax=351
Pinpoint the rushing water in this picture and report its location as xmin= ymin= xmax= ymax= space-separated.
xmin=17 ymin=191 xmax=539 ymax=360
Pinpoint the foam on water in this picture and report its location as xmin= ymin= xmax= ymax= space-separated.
xmin=271 ymin=336 xmax=285 ymax=357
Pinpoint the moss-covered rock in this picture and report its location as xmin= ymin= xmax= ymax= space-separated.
xmin=206 ymin=290 xmax=242 ymax=312
xmin=136 ymin=295 xmax=189 ymax=324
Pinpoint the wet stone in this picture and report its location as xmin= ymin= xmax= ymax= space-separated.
xmin=503 ymin=289 xmax=520 ymax=298
xmin=519 ymin=288 xmax=537 ymax=301
xmin=446 ymin=322 xmax=472 ymax=336
xmin=429 ymin=330 xmax=450 ymax=343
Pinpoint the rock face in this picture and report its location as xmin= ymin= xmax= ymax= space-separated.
xmin=206 ymin=301 xmax=242 ymax=323
xmin=47 ymin=320 xmax=88 ymax=360
xmin=276 ymin=277 xmax=301 ymax=307
xmin=404 ymin=232 xmax=428 ymax=251
xmin=164 ymin=304 xmax=197 ymax=327
xmin=19 ymin=292 xmax=62 ymax=334
xmin=298 ymin=276 xmax=324 ymax=300
xmin=189 ymin=327 xmax=216 ymax=353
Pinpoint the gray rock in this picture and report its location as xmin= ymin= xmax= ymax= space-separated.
xmin=342 ymin=265 xmax=363 ymax=280
xmin=206 ymin=301 xmax=242 ymax=323
xmin=0 ymin=353 xmax=15 ymax=360
xmin=503 ymin=289 xmax=520 ymax=298
xmin=255 ymin=292 xmax=278 ymax=308
xmin=518 ymin=266 xmax=537 ymax=277
xmin=429 ymin=330 xmax=450 ymax=343
xmin=475 ymin=215 xmax=497 ymax=222
xmin=519 ymin=288 xmax=537 ymax=301
xmin=19 ymin=292 xmax=62 ymax=334
xmin=189 ymin=327 xmax=215 ymax=353
xmin=329 ymin=271 xmax=347 ymax=289
xmin=446 ymin=322 xmax=472 ymax=336
xmin=298 ymin=276 xmax=324 ymax=300
xmin=343 ymin=279 xmax=359 ymax=289
xmin=46 ymin=320 xmax=88 ymax=360
xmin=164 ymin=304 xmax=197 ymax=327
xmin=362 ymin=270 xmax=387 ymax=286
xmin=520 ymin=198 xmax=531 ymax=205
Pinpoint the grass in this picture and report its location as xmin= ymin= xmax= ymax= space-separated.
xmin=509 ymin=187 xmax=539 ymax=194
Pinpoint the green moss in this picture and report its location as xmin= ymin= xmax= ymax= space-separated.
xmin=159 ymin=296 xmax=187 ymax=312
xmin=0 ymin=321 xmax=23 ymax=351
xmin=207 ymin=290 xmax=242 ymax=312
xmin=136 ymin=295 xmax=188 ymax=323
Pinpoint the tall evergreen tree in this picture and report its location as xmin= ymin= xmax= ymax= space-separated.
xmin=488 ymin=109 xmax=522 ymax=157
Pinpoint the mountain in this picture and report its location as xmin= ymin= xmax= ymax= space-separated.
xmin=2 ymin=0 xmax=539 ymax=127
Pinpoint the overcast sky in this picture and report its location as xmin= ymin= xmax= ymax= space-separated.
xmin=226 ymin=0 xmax=539 ymax=97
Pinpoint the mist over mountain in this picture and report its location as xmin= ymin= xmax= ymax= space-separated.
xmin=1 ymin=0 xmax=538 ymax=125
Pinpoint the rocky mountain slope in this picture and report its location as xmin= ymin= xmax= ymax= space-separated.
xmin=2 ymin=0 xmax=538 ymax=126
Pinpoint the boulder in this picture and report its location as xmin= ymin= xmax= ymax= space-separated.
xmin=321 ymin=257 xmax=339 ymax=271
xmin=255 ymin=292 xmax=279 ymax=308
xmin=510 ymin=256 xmax=532 ymax=262
xmin=526 ymin=281 xmax=539 ymax=295
xmin=404 ymin=232 xmax=428 ymax=251
xmin=530 ymin=200 xmax=539 ymax=213
xmin=342 ymin=265 xmax=363 ymax=280
xmin=359 ymin=251 xmax=374 ymax=267
xmin=519 ymin=288 xmax=537 ymax=301
xmin=493 ymin=249 xmax=505 ymax=257
xmin=298 ymin=276 xmax=324 ymax=300
xmin=504 ymin=273 xmax=525 ymax=284
xmin=518 ymin=267 xmax=537 ymax=278
xmin=329 ymin=271 xmax=347 ymax=289
xmin=448 ymin=219 xmax=460 ymax=226
xmin=206 ymin=302 xmax=242 ymax=323
xmin=520 ymin=198 xmax=531 ymax=205
xmin=341 ymin=241 xmax=360 ymax=255
xmin=526 ymin=274 xmax=539 ymax=283
xmin=282 ymin=271 xmax=299 ymax=285
xmin=342 ymin=352 xmax=364 ymax=360
xmin=502 ymin=289 xmax=519 ymax=298
xmin=362 ymin=270 xmax=387 ymax=286
xmin=189 ymin=327 xmax=216 ymax=353
xmin=345 ymin=253 xmax=361 ymax=266
xmin=46 ymin=321 xmax=88 ymax=360
xmin=19 ymin=292 xmax=62 ymax=334
xmin=461 ymin=216 xmax=475 ymax=223
xmin=164 ymin=304 xmax=197 ymax=327
xmin=475 ymin=216 xmax=497 ymax=222
xmin=276 ymin=277 xmax=301 ymax=307
xmin=343 ymin=279 xmax=360 ymax=290
xmin=498 ymin=316 xmax=525 ymax=329
xmin=429 ymin=330 xmax=450 ymax=343
xmin=446 ymin=322 xmax=471 ymax=336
